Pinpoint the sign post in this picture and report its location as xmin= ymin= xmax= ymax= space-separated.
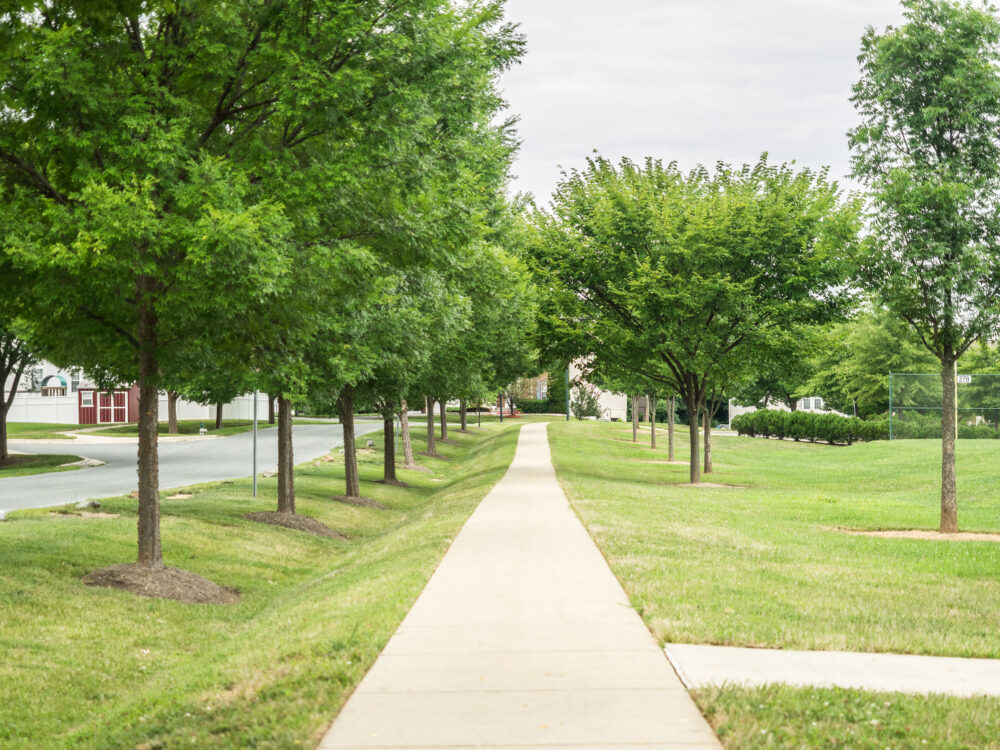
xmin=252 ymin=390 xmax=258 ymax=498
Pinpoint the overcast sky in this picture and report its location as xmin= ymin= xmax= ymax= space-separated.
xmin=499 ymin=0 xmax=906 ymax=203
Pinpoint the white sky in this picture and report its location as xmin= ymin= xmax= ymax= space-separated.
xmin=500 ymin=0 xmax=906 ymax=203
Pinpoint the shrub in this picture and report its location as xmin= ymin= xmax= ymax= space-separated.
xmin=731 ymin=409 xmax=887 ymax=445
xmin=516 ymin=398 xmax=550 ymax=414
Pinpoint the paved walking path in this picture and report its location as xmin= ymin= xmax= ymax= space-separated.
xmin=319 ymin=422 xmax=720 ymax=749
xmin=666 ymin=644 xmax=1000 ymax=698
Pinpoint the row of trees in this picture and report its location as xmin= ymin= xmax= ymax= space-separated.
xmin=0 ymin=2 xmax=537 ymax=582
xmin=527 ymin=0 xmax=1000 ymax=533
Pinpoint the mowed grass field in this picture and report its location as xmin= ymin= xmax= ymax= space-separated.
xmin=548 ymin=421 xmax=1000 ymax=748
xmin=0 ymin=422 xmax=518 ymax=749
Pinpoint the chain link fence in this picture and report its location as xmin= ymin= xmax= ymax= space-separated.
xmin=889 ymin=372 xmax=1000 ymax=439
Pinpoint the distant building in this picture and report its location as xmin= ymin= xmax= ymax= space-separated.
xmin=569 ymin=361 xmax=627 ymax=421
xmin=729 ymin=395 xmax=845 ymax=421
xmin=4 ymin=361 xmax=267 ymax=425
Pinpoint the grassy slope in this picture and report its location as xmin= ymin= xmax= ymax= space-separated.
xmin=0 ymin=454 xmax=83 ymax=478
xmin=5 ymin=422 xmax=79 ymax=439
xmin=548 ymin=421 xmax=1000 ymax=746
xmin=0 ymin=422 xmax=517 ymax=749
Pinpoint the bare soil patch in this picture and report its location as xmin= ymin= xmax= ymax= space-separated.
xmin=82 ymin=563 xmax=240 ymax=604
xmin=166 ymin=493 xmax=193 ymax=500
xmin=49 ymin=511 xmax=120 ymax=519
xmin=375 ymin=478 xmax=411 ymax=488
xmin=244 ymin=511 xmax=347 ymax=538
xmin=676 ymin=482 xmax=748 ymax=489
xmin=419 ymin=451 xmax=451 ymax=460
xmin=841 ymin=528 xmax=1000 ymax=542
xmin=329 ymin=494 xmax=388 ymax=510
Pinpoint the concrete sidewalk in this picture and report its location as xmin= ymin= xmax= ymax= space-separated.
xmin=666 ymin=643 xmax=1000 ymax=698
xmin=319 ymin=422 xmax=720 ymax=749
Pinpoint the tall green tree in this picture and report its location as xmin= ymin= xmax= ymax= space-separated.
xmin=849 ymin=0 xmax=1000 ymax=531
xmin=529 ymin=156 xmax=859 ymax=483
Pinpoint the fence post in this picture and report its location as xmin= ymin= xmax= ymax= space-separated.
xmin=888 ymin=372 xmax=893 ymax=441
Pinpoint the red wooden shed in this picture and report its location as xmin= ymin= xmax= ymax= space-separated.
xmin=77 ymin=386 xmax=139 ymax=425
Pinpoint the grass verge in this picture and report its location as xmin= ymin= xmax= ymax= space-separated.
xmin=0 ymin=454 xmax=83 ymax=478
xmin=694 ymin=684 xmax=1000 ymax=749
xmin=95 ymin=419 xmax=277 ymax=437
xmin=5 ymin=422 xmax=79 ymax=440
xmin=547 ymin=420 xmax=1000 ymax=657
xmin=0 ymin=421 xmax=518 ymax=749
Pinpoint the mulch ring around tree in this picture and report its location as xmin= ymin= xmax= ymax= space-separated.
xmin=329 ymin=495 xmax=388 ymax=510
xmin=243 ymin=511 xmax=347 ymax=539
xmin=375 ymin=478 xmax=411 ymax=488
xmin=419 ymin=451 xmax=451 ymax=460
xmin=82 ymin=564 xmax=240 ymax=604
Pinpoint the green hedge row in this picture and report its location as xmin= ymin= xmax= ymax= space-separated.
xmin=516 ymin=398 xmax=555 ymax=414
xmin=891 ymin=411 xmax=1000 ymax=439
xmin=731 ymin=409 xmax=888 ymax=445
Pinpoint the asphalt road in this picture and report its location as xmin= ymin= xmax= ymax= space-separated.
xmin=1 ymin=421 xmax=382 ymax=513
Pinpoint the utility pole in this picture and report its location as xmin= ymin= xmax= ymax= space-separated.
xmin=252 ymin=390 xmax=258 ymax=497
xmin=565 ymin=367 xmax=570 ymax=421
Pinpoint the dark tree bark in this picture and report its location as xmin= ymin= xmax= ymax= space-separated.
xmin=941 ymin=353 xmax=958 ymax=533
xmin=650 ymin=394 xmax=656 ymax=449
xmin=424 ymin=395 xmax=437 ymax=454
xmin=460 ymin=398 xmax=469 ymax=431
xmin=167 ymin=391 xmax=179 ymax=434
xmin=631 ymin=395 xmax=638 ymax=442
xmin=684 ymin=391 xmax=702 ymax=484
xmin=276 ymin=394 xmax=295 ymax=514
xmin=215 ymin=402 xmax=223 ymax=430
xmin=338 ymin=386 xmax=360 ymax=498
xmin=136 ymin=280 xmax=162 ymax=569
xmin=383 ymin=414 xmax=397 ymax=482
xmin=400 ymin=400 xmax=416 ymax=468
xmin=439 ymin=398 xmax=449 ymax=441
xmin=667 ymin=396 xmax=675 ymax=462
xmin=267 ymin=393 xmax=276 ymax=424
xmin=702 ymin=406 xmax=713 ymax=474
xmin=0 ymin=359 xmax=29 ymax=462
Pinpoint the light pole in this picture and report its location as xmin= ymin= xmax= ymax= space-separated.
xmin=252 ymin=389 xmax=258 ymax=497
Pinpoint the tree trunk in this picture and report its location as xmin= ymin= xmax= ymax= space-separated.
xmin=276 ymin=394 xmax=295 ymax=514
xmin=425 ymin=395 xmax=437 ymax=454
xmin=460 ymin=399 xmax=468 ymax=431
xmin=640 ymin=396 xmax=647 ymax=423
xmin=136 ymin=282 xmax=162 ymax=569
xmin=267 ymin=393 xmax=276 ymax=424
xmin=214 ymin=402 xmax=223 ymax=430
xmin=940 ymin=354 xmax=958 ymax=533
xmin=383 ymin=414 xmax=397 ymax=482
xmin=400 ymin=400 xmax=416 ymax=468
xmin=650 ymin=395 xmax=656 ymax=449
xmin=167 ymin=391 xmax=179 ymax=434
xmin=0 ymin=403 xmax=7 ymax=462
xmin=338 ymin=386 xmax=360 ymax=498
xmin=631 ymin=395 xmax=638 ymax=442
xmin=1 ymin=357 xmax=29 ymax=462
xmin=703 ymin=406 xmax=713 ymax=474
xmin=788 ymin=398 xmax=798 ymax=412
xmin=685 ymin=393 xmax=701 ymax=484
xmin=439 ymin=399 xmax=448 ymax=440
xmin=667 ymin=396 xmax=675 ymax=462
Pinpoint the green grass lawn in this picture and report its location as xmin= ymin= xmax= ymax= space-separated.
xmin=548 ymin=421 xmax=1000 ymax=746
xmin=694 ymin=684 xmax=1000 ymax=749
xmin=548 ymin=421 xmax=1000 ymax=657
xmin=5 ymin=422 xmax=80 ymax=440
xmin=0 ymin=454 xmax=83 ymax=478
xmin=95 ymin=419 xmax=277 ymax=437
xmin=0 ymin=422 xmax=518 ymax=749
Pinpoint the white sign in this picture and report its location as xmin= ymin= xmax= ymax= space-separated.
xmin=957 ymin=374 xmax=972 ymax=384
